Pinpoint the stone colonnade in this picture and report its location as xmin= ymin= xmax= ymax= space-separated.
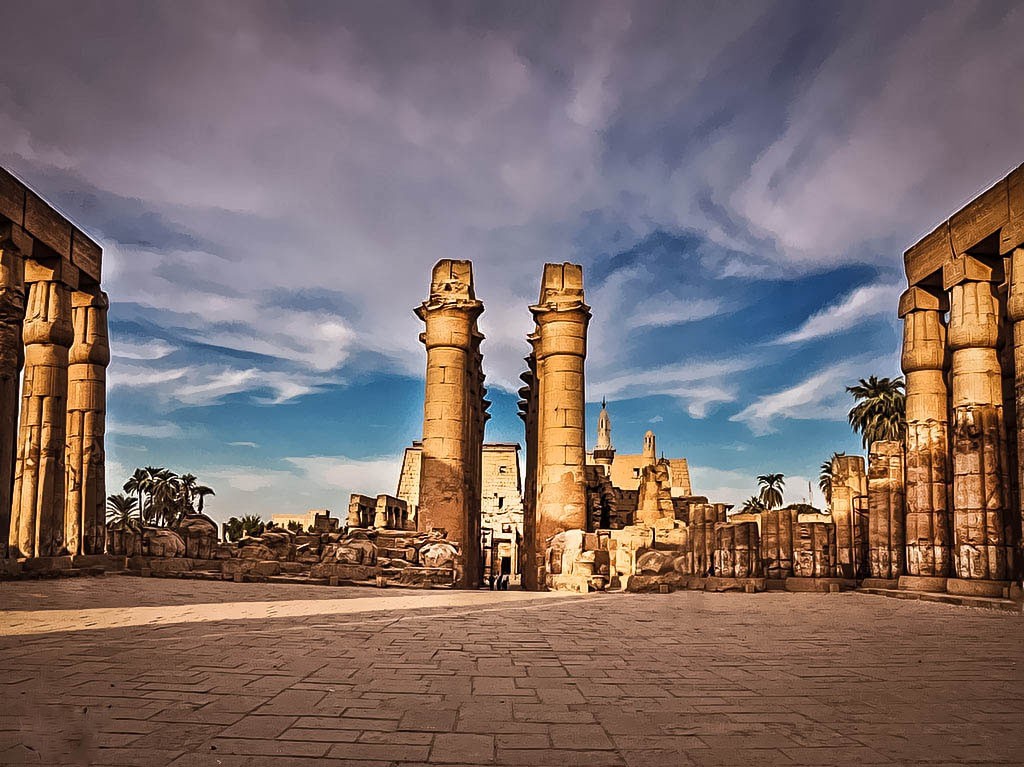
xmin=899 ymin=162 xmax=1024 ymax=585
xmin=415 ymin=259 xmax=489 ymax=588
xmin=519 ymin=263 xmax=590 ymax=591
xmin=0 ymin=168 xmax=107 ymax=560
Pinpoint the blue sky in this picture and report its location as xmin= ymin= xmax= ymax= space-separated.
xmin=2 ymin=1 xmax=1022 ymax=521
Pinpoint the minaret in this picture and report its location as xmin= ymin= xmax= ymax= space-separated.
xmin=593 ymin=397 xmax=615 ymax=469
xmin=642 ymin=429 xmax=657 ymax=467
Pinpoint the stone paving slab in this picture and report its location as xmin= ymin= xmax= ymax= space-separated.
xmin=0 ymin=577 xmax=1023 ymax=765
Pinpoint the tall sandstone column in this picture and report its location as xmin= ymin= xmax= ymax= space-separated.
xmin=867 ymin=440 xmax=905 ymax=579
xmin=530 ymin=263 xmax=590 ymax=548
xmin=900 ymin=286 xmax=952 ymax=577
xmin=10 ymin=265 xmax=74 ymax=557
xmin=0 ymin=225 xmax=27 ymax=555
xmin=415 ymin=260 xmax=484 ymax=588
xmin=64 ymin=290 xmax=109 ymax=555
xmin=1006 ymin=246 xmax=1024 ymax=576
xmin=945 ymin=255 xmax=1011 ymax=580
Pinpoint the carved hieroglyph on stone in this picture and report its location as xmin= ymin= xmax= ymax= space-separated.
xmin=867 ymin=440 xmax=905 ymax=579
xmin=945 ymin=255 xmax=1011 ymax=580
xmin=415 ymin=260 xmax=488 ymax=588
xmin=520 ymin=263 xmax=590 ymax=590
xmin=830 ymin=454 xmax=867 ymax=578
xmin=0 ymin=226 xmax=26 ymax=555
xmin=899 ymin=286 xmax=951 ymax=576
xmin=10 ymin=268 xmax=73 ymax=557
xmin=1007 ymin=247 xmax=1024 ymax=574
xmin=64 ymin=290 xmax=109 ymax=555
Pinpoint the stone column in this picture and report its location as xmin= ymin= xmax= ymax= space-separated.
xmin=945 ymin=255 xmax=1010 ymax=581
xmin=64 ymin=290 xmax=109 ymax=555
xmin=415 ymin=260 xmax=484 ymax=588
xmin=0 ymin=226 xmax=27 ymax=556
xmin=531 ymin=263 xmax=590 ymax=546
xmin=1006 ymin=247 xmax=1024 ymax=576
xmin=831 ymin=454 xmax=867 ymax=578
xmin=10 ymin=264 xmax=74 ymax=558
xmin=867 ymin=440 xmax=905 ymax=579
xmin=900 ymin=286 xmax=952 ymax=577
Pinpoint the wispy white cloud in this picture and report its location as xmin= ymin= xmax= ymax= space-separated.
xmin=774 ymin=282 xmax=901 ymax=345
xmin=107 ymin=420 xmax=185 ymax=439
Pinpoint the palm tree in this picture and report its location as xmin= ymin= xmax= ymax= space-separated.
xmin=106 ymin=493 xmax=139 ymax=530
xmin=740 ymin=495 xmax=767 ymax=513
xmin=757 ymin=473 xmax=785 ymax=510
xmin=819 ymin=452 xmax=845 ymax=506
xmin=240 ymin=514 xmax=264 ymax=537
xmin=286 ymin=520 xmax=304 ymax=533
xmin=224 ymin=517 xmax=245 ymax=542
xmin=847 ymin=376 xmax=906 ymax=448
xmin=194 ymin=485 xmax=215 ymax=513
xmin=178 ymin=473 xmax=198 ymax=511
xmin=147 ymin=469 xmax=181 ymax=527
xmin=123 ymin=468 xmax=149 ymax=524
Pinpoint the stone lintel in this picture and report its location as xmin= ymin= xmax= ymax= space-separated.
xmin=905 ymin=162 xmax=1024 ymax=285
xmin=0 ymin=220 xmax=33 ymax=256
xmin=942 ymin=253 xmax=1003 ymax=291
xmin=0 ymin=167 xmax=103 ymax=284
xmin=24 ymin=256 xmax=79 ymax=290
xmin=898 ymin=286 xmax=948 ymax=318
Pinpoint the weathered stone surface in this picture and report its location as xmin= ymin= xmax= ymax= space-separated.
xmin=10 ymin=277 xmax=73 ymax=557
xmin=831 ymin=455 xmax=867 ymax=578
xmin=867 ymin=440 xmax=905 ymax=579
xmin=177 ymin=514 xmax=218 ymax=559
xmin=419 ymin=540 xmax=458 ymax=569
xmin=947 ymin=265 xmax=1011 ymax=580
xmin=0 ymin=229 xmax=26 ymax=557
xmin=635 ymin=549 xmax=673 ymax=575
xmin=238 ymin=543 xmax=274 ymax=560
xmin=143 ymin=528 xmax=185 ymax=558
xmin=713 ymin=521 xmax=761 ymax=578
xmin=415 ymin=260 xmax=486 ymax=589
xmin=792 ymin=521 xmax=836 ymax=578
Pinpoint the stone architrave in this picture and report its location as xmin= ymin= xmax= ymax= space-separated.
xmin=867 ymin=440 xmax=905 ymax=579
xmin=64 ymin=289 xmax=109 ymax=555
xmin=1007 ymin=247 xmax=1024 ymax=574
xmin=10 ymin=265 xmax=74 ymax=558
xmin=899 ymin=286 xmax=952 ymax=576
xmin=415 ymin=260 xmax=486 ymax=588
xmin=0 ymin=225 xmax=27 ymax=554
xmin=945 ymin=255 xmax=1011 ymax=580
xmin=530 ymin=263 xmax=590 ymax=547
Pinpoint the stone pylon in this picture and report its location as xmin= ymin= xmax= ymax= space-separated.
xmin=867 ymin=440 xmax=905 ymax=579
xmin=831 ymin=454 xmax=868 ymax=578
xmin=415 ymin=259 xmax=487 ymax=588
xmin=64 ymin=290 xmax=110 ymax=555
xmin=10 ymin=263 xmax=74 ymax=557
xmin=945 ymin=254 xmax=1011 ymax=580
xmin=900 ymin=286 xmax=951 ymax=577
xmin=0 ymin=225 xmax=27 ymax=556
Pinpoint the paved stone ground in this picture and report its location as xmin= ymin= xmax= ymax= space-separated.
xmin=1 ymin=577 xmax=1023 ymax=766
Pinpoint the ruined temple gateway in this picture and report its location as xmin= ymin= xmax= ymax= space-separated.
xmin=898 ymin=162 xmax=1024 ymax=588
xmin=0 ymin=168 xmax=108 ymax=560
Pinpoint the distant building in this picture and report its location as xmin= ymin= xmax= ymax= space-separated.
xmin=586 ymin=400 xmax=692 ymax=497
xmin=397 ymin=441 xmax=523 ymax=584
xmin=270 ymin=508 xmax=335 ymax=532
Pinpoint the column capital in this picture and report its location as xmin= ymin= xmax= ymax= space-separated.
xmin=1006 ymin=247 xmax=1024 ymax=323
xmin=942 ymin=254 xmax=1003 ymax=291
xmin=24 ymin=256 xmax=79 ymax=291
xmin=898 ymin=286 xmax=948 ymax=318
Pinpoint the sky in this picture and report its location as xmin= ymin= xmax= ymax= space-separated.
xmin=2 ymin=0 xmax=1022 ymax=522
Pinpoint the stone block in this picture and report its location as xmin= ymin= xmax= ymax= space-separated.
xmin=946 ymin=578 xmax=1010 ymax=598
xmin=898 ymin=575 xmax=948 ymax=593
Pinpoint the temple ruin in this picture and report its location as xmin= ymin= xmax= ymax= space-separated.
xmin=0 ymin=167 xmax=108 ymax=561
xmin=897 ymin=161 xmax=1024 ymax=594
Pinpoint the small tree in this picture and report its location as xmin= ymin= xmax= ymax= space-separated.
xmin=757 ymin=473 xmax=785 ymax=510
xmin=286 ymin=520 xmax=304 ymax=533
xmin=847 ymin=376 xmax=906 ymax=448
xmin=819 ymin=452 xmax=845 ymax=506
xmin=106 ymin=494 xmax=139 ymax=530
